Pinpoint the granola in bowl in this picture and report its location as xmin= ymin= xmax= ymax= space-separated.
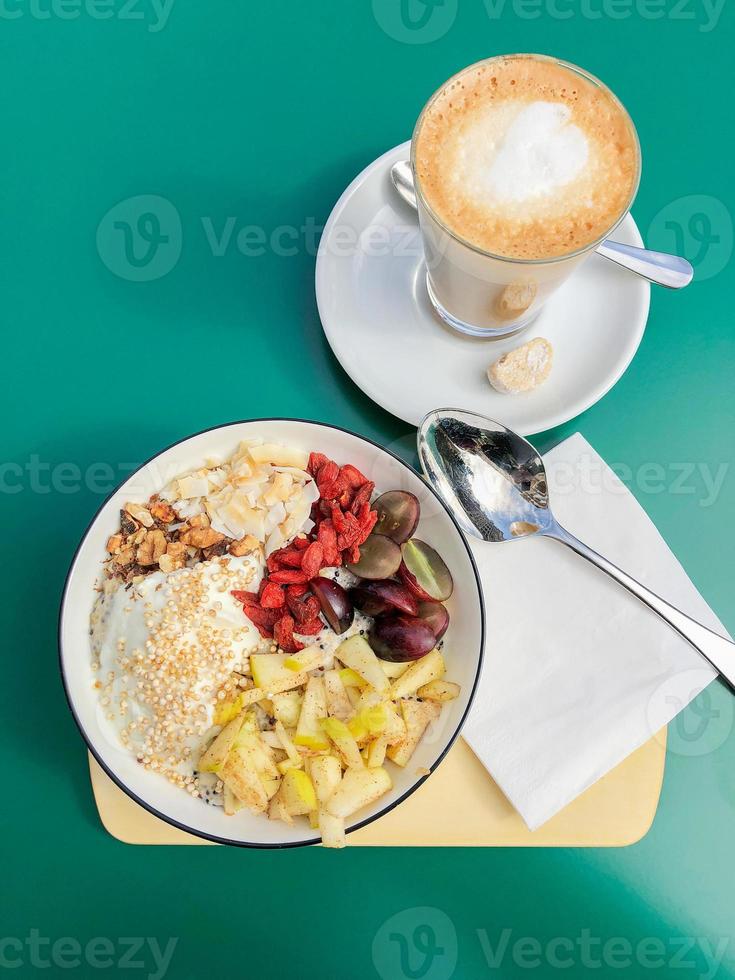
xmin=84 ymin=431 xmax=470 ymax=848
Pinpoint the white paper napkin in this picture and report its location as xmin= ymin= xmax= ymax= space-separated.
xmin=463 ymin=432 xmax=730 ymax=830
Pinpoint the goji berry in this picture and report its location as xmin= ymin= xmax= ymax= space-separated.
xmin=271 ymin=547 xmax=304 ymax=568
xmin=286 ymin=582 xmax=309 ymax=598
xmin=269 ymin=569 xmax=308 ymax=585
xmin=287 ymin=593 xmax=320 ymax=624
xmin=293 ymin=536 xmax=310 ymax=551
xmin=350 ymin=482 xmax=375 ymax=515
xmin=331 ymin=506 xmax=348 ymax=533
xmin=241 ymin=603 xmax=280 ymax=629
xmin=317 ymin=460 xmax=339 ymax=487
xmin=293 ymin=618 xmax=324 ymax=636
xmin=231 ymin=590 xmax=259 ymax=604
xmin=308 ymin=452 xmax=329 ymax=477
xmin=340 ymin=464 xmax=369 ymax=488
xmin=301 ymin=541 xmax=324 ymax=579
xmin=274 ymin=615 xmax=304 ymax=653
xmin=346 ymin=543 xmax=361 ymax=564
xmin=260 ymin=581 xmax=286 ymax=609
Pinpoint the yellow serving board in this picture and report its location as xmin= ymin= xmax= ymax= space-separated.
xmin=89 ymin=728 xmax=666 ymax=847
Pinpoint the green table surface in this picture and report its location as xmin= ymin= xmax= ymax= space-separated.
xmin=2 ymin=2 xmax=734 ymax=978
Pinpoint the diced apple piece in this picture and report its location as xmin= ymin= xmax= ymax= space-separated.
xmin=319 ymin=810 xmax=346 ymax=848
xmin=251 ymin=653 xmax=321 ymax=695
xmin=345 ymin=686 xmax=361 ymax=709
xmin=271 ymin=691 xmax=303 ymax=728
xmin=248 ymin=443 xmax=309 ymax=469
xmin=214 ymin=692 xmax=247 ymax=726
xmin=389 ymin=650 xmax=445 ymax=699
xmin=283 ymin=646 xmax=324 ymax=673
xmin=309 ymin=755 xmax=342 ymax=804
xmin=416 ymin=680 xmax=460 ymax=702
xmin=279 ymin=768 xmax=317 ymax=816
xmin=320 ymin=717 xmax=363 ymax=769
xmin=348 ymin=703 xmax=389 ymax=744
xmin=221 ymin=751 xmax=270 ymax=813
xmin=336 ymin=635 xmax=390 ymax=695
xmin=268 ymin=793 xmax=293 ymax=825
xmin=324 ymin=670 xmax=353 ymax=722
xmin=275 ymin=721 xmax=302 ymax=766
xmin=339 ymin=667 xmax=366 ymax=688
xmin=380 ymin=660 xmax=410 ymax=679
xmin=294 ymin=677 xmax=330 ymax=751
xmin=277 ymin=757 xmax=303 ymax=775
xmin=325 ymin=766 xmax=392 ymax=819
xmin=367 ymin=735 xmax=388 ymax=768
xmin=386 ymin=699 xmax=441 ymax=767
xmin=198 ymin=713 xmax=246 ymax=773
xmin=223 ymin=784 xmax=245 ymax=815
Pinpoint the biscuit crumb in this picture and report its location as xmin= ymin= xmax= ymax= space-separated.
xmin=487 ymin=337 xmax=553 ymax=394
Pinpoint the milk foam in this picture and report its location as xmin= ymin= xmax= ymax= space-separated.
xmin=477 ymin=101 xmax=589 ymax=204
xmin=414 ymin=57 xmax=639 ymax=259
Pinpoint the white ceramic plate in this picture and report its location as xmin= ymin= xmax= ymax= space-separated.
xmin=60 ymin=419 xmax=485 ymax=847
xmin=316 ymin=142 xmax=651 ymax=435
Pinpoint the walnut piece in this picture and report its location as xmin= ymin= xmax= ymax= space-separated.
xmin=136 ymin=529 xmax=167 ymax=566
xmin=179 ymin=527 xmax=224 ymax=549
xmin=150 ymin=500 xmax=177 ymax=523
xmin=114 ymin=547 xmax=135 ymax=567
xmin=106 ymin=534 xmax=123 ymax=554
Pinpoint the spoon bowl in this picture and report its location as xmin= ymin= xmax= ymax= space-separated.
xmin=418 ymin=408 xmax=735 ymax=690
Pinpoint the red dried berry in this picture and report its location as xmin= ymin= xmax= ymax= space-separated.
xmin=308 ymin=452 xmax=329 ymax=477
xmin=260 ymin=582 xmax=286 ymax=609
xmin=274 ymin=615 xmax=304 ymax=653
xmin=301 ymin=541 xmax=324 ymax=579
xmin=346 ymin=543 xmax=361 ymax=564
xmin=287 ymin=593 xmax=320 ymax=624
xmin=293 ymin=618 xmax=324 ymax=636
xmin=293 ymin=536 xmax=310 ymax=551
xmin=350 ymin=482 xmax=375 ymax=515
xmin=269 ymin=569 xmax=308 ymax=585
xmin=272 ymin=547 xmax=304 ymax=568
xmin=286 ymin=582 xmax=309 ymax=598
xmin=241 ymin=603 xmax=280 ymax=629
xmin=340 ymin=464 xmax=369 ymax=488
xmin=231 ymin=590 xmax=259 ymax=603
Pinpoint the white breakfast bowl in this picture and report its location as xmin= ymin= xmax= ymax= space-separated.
xmin=59 ymin=419 xmax=485 ymax=847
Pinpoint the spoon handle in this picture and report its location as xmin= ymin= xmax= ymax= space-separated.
xmin=547 ymin=521 xmax=735 ymax=690
xmin=595 ymin=240 xmax=694 ymax=289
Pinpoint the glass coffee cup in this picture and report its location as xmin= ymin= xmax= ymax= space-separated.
xmin=410 ymin=54 xmax=642 ymax=338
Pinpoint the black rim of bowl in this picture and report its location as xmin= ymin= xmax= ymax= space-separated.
xmin=58 ymin=417 xmax=486 ymax=849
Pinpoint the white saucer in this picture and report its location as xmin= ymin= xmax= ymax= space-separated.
xmin=316 ymin=142 xmax=650 ymax=435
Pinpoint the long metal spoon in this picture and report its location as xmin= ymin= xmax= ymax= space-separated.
xmin=391 ymin=160 xmax=693 ymax=290
xmin=418 ymin=408 xmax=735 ymax=689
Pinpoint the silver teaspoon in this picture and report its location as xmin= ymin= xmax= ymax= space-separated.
xmin=391 ymin=160 xmax=693 ymax=290
xmin=418 ymin=409 xmax=735 ymax=689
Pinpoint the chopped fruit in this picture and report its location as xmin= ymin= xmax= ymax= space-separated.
xmin=367 ymin=735 xmax=388 ymax=768
xmin=310 ymin=577 xmax=353 ymax=634
xmin=372 ymin=490 xmax=420 ymax=544
xmin=350 ymin=579 xmax=419 ymax=617
xmin=417 ymin=680 xmax=461 ymax=702
xmin=335 ymin=635 xmax=390 ymax=695
xmin=338 ymin=667 xmax=366 ymax=688
xmin=271 ymin=691 xmax=303 ymax=728
xmin=345 ymin=533 xmax=402 ymax=580
xmin=318 ymin=811 xmax=346 ymax=849
xmin=325 ymin=766 xmax=392 ymax=819
xmin=387 ymin=700 xmax=441 ymax=767
xmin=320 ymin=717 xmax=364 ymax=769
xmin=389 ymin=650 xmax=446 ymax=699
xmin=369 ymin=615 xmax=437 ymax=663
xmin=416 ymin=601 xmax=450 ymax=641
xmin=198 ymin=714 xmax=247 ymax=773
xmin=277 ymin=769 xmax=317 ymax=816
xmin=250 ymin=653 xmax=320 ymax=695
xmin=323 ymin=669 xmax=354 ymax=722
xmin=309 ymin=755 xmax=342 ymax=804
xmin=294 ymin=677 xmax=330 ymax=751
xmin=400 ymin=539 xmax=454 ymax=602
xmin=213 ymin=693 xmax=246 ymax=727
